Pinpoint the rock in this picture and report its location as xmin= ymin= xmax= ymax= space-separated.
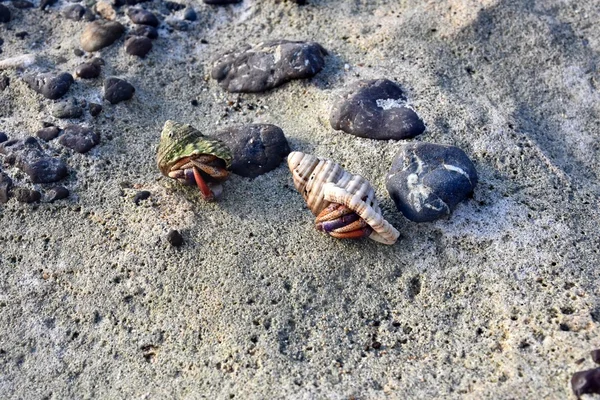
xmin=592 ymin=350 xmax=600 ymax=364
xmin=73 ymin=48 xmax=84 ymax=57
xmin=22 ymin=72 xmax=74 ymax=100
xmin=0 ymin=138 xmax=68 ymax=183
xmin=129 ymin=24 xmax=157 ymax=39
xmin=572 ymin=368 xmax=600 ymax=397
xmin=213 ymin=124 xmax=290 ymax=178
xmin=166 ymin=229 xmax=183 ymax=247
xmin=0 ymin=171 xmax=12 ymax=203
xmin=74 ymin=60 xmax=101 ymax=79
xmin=211 ymin=40 xmax=327 ymax=93
xmin=36 ymin=126 xmax=60 ymax=141
xmin=104 ymin=77 xmax=135 ymax=104
xmin=80 ymin=21 xmax=125 ymax=52
xmin=183 ymin=7 xmax=196 ymax=21
xmin=63 ymin=4 xmax=95 ymax=21
xmin=15 ymin=31 xmax=28 ymax=40
xmin=0 ymin=4 xmax=11 ymax=23
xmin=166 ymin=19 xmax=188 ymax=31
xmin=58 ymin=125 xmax=100 ymax=153
xmin=52 ymin=98 xmax=84 ymax=119
xmin=39 ymin=0 xmax=57 ymax=10
xmin=0 ymin=54 xmax=36 ymax=70
xmin=204 ymin=0 xmax=241 ymax=4
xmin=386 ymin=143 xmax=478 ymax=223
xmin=94 ymin=0 xmax=116 ymax=20
xmin=0 ymin=75 xmax=8 ymax=91
xmin=127 ymin=8 xmax=159 ymax=26
xmin=291 ymin=0 xmax=307 ymax=4
xmin=14 ymin=187 xmax=41 ymax=203
xmin=330 ymin=79 xmax=426 ymax=140
xmin=46 ymin=186 xmax=69 ymax=202
xmin=164 ymin=1 xmax=184 ymax=11
xmin=12 ymin=0 xmax=34 ymax=9
xmin=0 ymin=132 xmax=7 ymax=143
xmin=133 ymin=190 xmax=150 ymax=204
xmin=124 ymin=36 xmax=152 ymax=57
xmin=89 ymin=103 xmax=102 ymax=116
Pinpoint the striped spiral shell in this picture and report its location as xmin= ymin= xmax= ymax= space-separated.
xmin=287 ymin=151 xmax=399 ymax=245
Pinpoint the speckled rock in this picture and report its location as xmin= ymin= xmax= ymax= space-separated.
xmin=94 ymin=0 xmax=116 ymax=20
xmin=104 ymin=77 xmax=135 ymax=104
xmin=386 ymin=142 xmax=478 ymax=222
xmin=52 ymin=98 xmax=84 ymax=119
xmin=129 ymin=24 xmax=158 ymax=39
xmin=572 ymin=368 xmax=600 ymax=397
xmin=127 ymin=8 xmax=159 ymax=26
xmin=89 ymin=103 xmax=102 ymax=116
xmin=330 ymin=79 xmax=426 ymax=140
xmin=14 ymin=187 xmax=41 ymax=203
xmin=204 ymin=0 xmax=241 ymax=4
xmin=74 ymin=59 xmax=101 ymax=79
xmin=0 ymin=4 xmax=10 ymax=23
xmin=211 ymin=40 xmax=327 ymax=92
xmin=46 ymin=186 xmax=69 ymax=202
xmin=0 ymin=138 xmax=68 ymax=183
xmin=0 ymin=171 xmax=12 ymax=203
xmin=58 ymin=125 xmax=100 ymax=153
xmin=36 ymin=126 xmax=60 ymax=141
xmin=22 ymin=72 xmax=74 ymax=100
xmin=80 ymin=21 xmax=125 ymax=52
xmin=63 ymin=4 xmax=95 ymax=21
xmin=213 ymin=124 xmax=290 ymax=178
xmin=124 ymin=36 xmax=152 ymax=57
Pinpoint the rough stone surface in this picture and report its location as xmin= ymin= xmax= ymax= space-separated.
xmin=94 ymin=0 xmax=116 ymax=20
xmin=14 ymin=187 xmax=41 ymax=203
xmin=213 ymin=124 xmax=290 ymax=178
xmin=386 ymin=142 xmax=478 ymax=222
xmin=58 ymin=125 xmax=100 ymax=153
xmin=330 ymin=79 xmax=426 ymax=140
xmin=127 ymin=8 xmax=159 ymax=27
xmin=104 ymin=77 xmax=135 ymax=103
xmin=0 ymin=138 xmax=68 ymax=183
xmin=52 ymin=98 xmax=84 ymax=119
xmin=80 ymin=21 xmax=125 ymax=52
xmin=22 ymin=72 xmax=74 ymax=100
xmin=36 ymin=126 xmax=60 ymax=141
xmin=1 ymin=2 xmax=600 ymax=399
xmin=211 ymin=40 xmax=327 ymax=92
xmin=124 ymin=36 xmax=152 ymax=58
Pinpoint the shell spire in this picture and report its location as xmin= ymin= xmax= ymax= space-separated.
xmin=288 ymin=151 xmax=399 ymax=245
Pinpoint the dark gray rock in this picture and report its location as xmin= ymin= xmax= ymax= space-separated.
xmin=58 ymin=125 xmax=100 ymax=153
xmin=183 ymin=7 xmax=196 ymax=21
xmin=89 ymin=103 xmax=102 ymax=116
xmin=166 ymin=19 xmax=188 ymax=31
xmin=74 ymin=61 xmax=101 ymax=79
xmin=127 ymin=8 xmax=159 ymax=26
xmin=129 ymin=24 xmax=158 ymax=39
xmin=0 ymin=138 xmax=68 ymax=183
xmin=125 ymin=0 xmax=149 ymax=5
xmin=213 ymin=124 xmax=290 ymax=178
xmin=164 ymin=1 xmax=185 ymax=11
xmin=52 ymin=98 xmax=84 ymax=119
xmin=0 ymin=132 xmax=7 ymax=143
xmin=36 ymin=126 xmax=60 ymax=141
xmin=80 ymin=21 xmax=125 ymax=52
xmin=386 ymin=143 xmax=478 ymax=222
xmin=133 ymin=190 xmax=150 ymax=204
xmin=14 ymin=187 xmax=41 ymax=203
xmin=572 ymin=368 xmax=600 ymax=397
xmin=104 ymin=77 xmax=135 ymax=104
xmin=125 ymin=36 xmax=152 ymax=57
xmin=63 ymin=4 xmax=95 ymax=21
xmin=23 ymin=72 xmax=74 ymax=100
xmin=0 ymin=171 xmax=12 ymax=203
xmin=212 ymin=40 xmax=327 ymax=93
xmin=204 ymin=0 xmax=241 ymax=4
xmin=46 ymin=186 xmax=69 ymax=202
xmin=166 ymin=229 xmax=183 ymax=247
xmin=0 ymin=75 xmax=8 ymax=91
xmin=0 ymin=4 xmax=10 ymax=23
xmin=40 ymin=0 xmax=57 ymax=10
xmin=11 ymin=0 xmax=34 ymax=9
xmin=73 ymin=48 xmax=84 ymax=57
xmin=330 ymin=79 xmax=426 ymax=140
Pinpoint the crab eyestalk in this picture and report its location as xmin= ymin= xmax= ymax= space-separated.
xmin=315 ymin=203 xmax=373 ymax=239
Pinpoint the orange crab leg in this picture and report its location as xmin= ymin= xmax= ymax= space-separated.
xmin=328 ymin=227 xmax=372 ymax=239
xmin=192 ymin=166 xmax=214 ymax=201
xmin=192 ymin=160 xmax=229 ymax=180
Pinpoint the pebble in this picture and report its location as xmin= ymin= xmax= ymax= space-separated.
xmin=89 ymin=103 xmax=102 ymax=116
xmin=183 ymin=7 xmax=196 ymax=21
xmin=58 ymin=125 xmax=100 ymax=153
xmin=15 ymin=31 xmax=29 ymax=40
xmin=0 ymin=138 xmax=68 ymax=183
xmin=63 ymin=4 xmax=95 ymax=21
xmin=94 ymin=0 xmax=116 ymax=20
xmin=213 ymin=124 xmax=290 ymax=178
xmin=46 ymin=186 xmax=69 ymax=202
xmin=73 ymin=48 xmax=84 ymax=57
xmin=12 ymin=0 xmax=34 ymax=9
xmin=14 ymin=187 xmax=41 ymax=203
xmin=133 ymin=190 xmax=150 ymax=204
xmin=23 ymin=72 xmax=74 ymax=100
xmin=292 ymin=0 xmax=307 ymax=4
xmin=127 ymin=8 xmax=159 ymax=26
xmin=80 ymin=20 xmax=125 ymax=52
xmin=52 ymin=98 xmax=84 ymax=119
xmin=36 ymin=126 xmax=60 ymax=141
xmin=592 ymin=349 xmax=600 ymax=364
xmin=0 ymin=4 xmax=10 ymax=23
xmin=166 ymin=229 xmax=183 ymax=247
xmin=203 ymin=0 xmax=241 ymax=4
xmin=0 ymin=171 xmax=12 ymax=203
xmin=125 ymin=36 xmax=152 ymax=57
xmin=572 ymin=368 xmax=600 ymax=397
xmin=129 ymin=25 xmax=158 ymax=39
xmin=74 ymin=60 xmax=101 ymax=79
xmin=386 ymin=143 xmax=478 ymax=222
xmin=39 ymin=0 xmax=57 ymax=10
xmin=0 ymin=54 xmax=37 ymax=70
xmin=166 ymin=19 xmax=188 ymax=31
xmin=211 ymin=40 xmax=327 ymax=92
xmin=0 ymin=75 xmax=8 ymax=91
xmin=0 ymin=132 xmax=7 ymax=143
xmin=104 ymin=77 xmax=135 ymax=104
xmin=330 ymin=79 xmax=426 ymax=140
xmin=164 ymin=1 xmax=185 ymax=11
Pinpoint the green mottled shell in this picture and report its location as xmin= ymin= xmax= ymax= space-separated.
xmin=156 ymin=120 xmax=232 ymax=176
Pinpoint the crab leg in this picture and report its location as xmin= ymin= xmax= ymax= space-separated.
xmin=192 ymin=166 xmax=215 ymax=201
xmin=328 ymin=226 xmax=373 ymax=239
xmin=191 ymin=159 xmax=229 ymax=180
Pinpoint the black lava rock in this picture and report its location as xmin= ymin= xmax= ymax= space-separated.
xmin=204 ymin=0 xmax=241 ymax=4
xmin=46 ymin=186 xmax=69 ymax=202
xmin=74 ymin=61 xmax=101 ymax=79
xmin=183 ymin=7 xmax=196 ymax=21
xmin=23 ymin=72 xmax=74 ymax=100
xmin=89 ymin=102 xmax=102 ymax=116
xmin=125 ymin=36 xmax=152 ymax=57
xmin=129 ymin=24 xmax=158 ymax=39
xmin=12 ymin=0 xmax=34 ymax=9
xmin=36 ymin=126 xmax=60 ymax=141
xmin=0 ymin=75 xmax=9 ymax=91
xmin=14 ymin=187 xmax=41 ymax=203
xmin=213 ymin=124 xmax=290 ymax=178
xmin=127 ymin=8 xmax=159 ymax=26
xmin=0 ymin=138 xmax=68 ymax=183
xmin=291 ymin=0 xmax=307 ymax=4
xmin=0 ymin=4 xmax=10 ymax=23
xmin=104 ymin=77 xmax=135 ymax=104
xmin=80 ymin=21 xmax=125 ymax=52
xmin=166 ymin=229 xmax=183 ymax=246
xmin=0 ymin=171 xmax=12 ymax=203
xmin=386 ymin=143 xmax=478 ymax=222
xmin=52 ymin=98 xmax=84 ymax=119
xmin=63 ymin=4 xmax=95 ymax=21
xmin=58 ymin=125 xmax=100 ymax=153
xmin=212 ymin=40 xmax=327 ymax=93
xmin=330 ymin=79 xmax=426 ymax=140
xmin=133 ymin=190 xmax=150 ymax=204
xmin=0 ymin=132 xmax=7 ymax=143
xmin=572 ymin=368 xmax=600 ymax=397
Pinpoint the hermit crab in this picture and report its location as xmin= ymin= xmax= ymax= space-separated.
xmin=157 ymin=120 xmax=232 ymax=201
xmin=287 ymin=151 xmax=399 ymax=245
